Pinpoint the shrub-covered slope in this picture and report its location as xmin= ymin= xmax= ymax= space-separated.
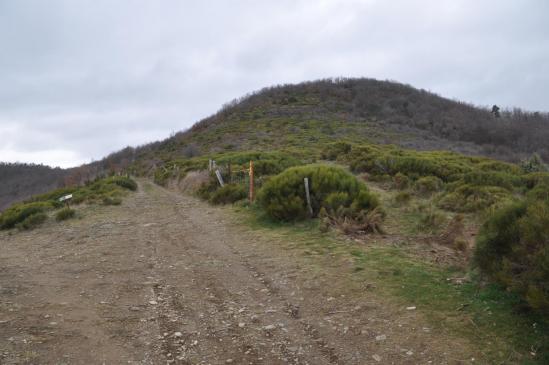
xmin=128 ymin=78 xmax=549 ymax=174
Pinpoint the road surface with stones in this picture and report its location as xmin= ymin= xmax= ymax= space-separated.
xmin=0 ymin=181 xmax=477 ymax=364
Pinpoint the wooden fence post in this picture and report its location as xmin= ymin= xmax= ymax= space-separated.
xmin=304 ymin=177 xmax=313 ymax=217
xmin=249 ymin=160 xmax=255 ymax=203
xmin=215 ymin=169 xmax=225 ymax=187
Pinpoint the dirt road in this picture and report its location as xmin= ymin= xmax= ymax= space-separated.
xmin=0 ymin=182 xmax=475 ymax=364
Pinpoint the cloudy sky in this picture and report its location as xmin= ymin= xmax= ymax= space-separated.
xmin=1 ymin=0 xmax=548 ymax=168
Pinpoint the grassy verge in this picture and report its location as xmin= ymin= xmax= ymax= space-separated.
xmin=233 ymin=204 xmax=548 ymax=364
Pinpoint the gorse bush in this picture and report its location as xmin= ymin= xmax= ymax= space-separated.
xmin=258 ymin=164 xmax=380 ymax=222
xmin=209 ymin=184 xmax=247 ymax=205
xmin=474 ymin=200 xmax=549 ymax=314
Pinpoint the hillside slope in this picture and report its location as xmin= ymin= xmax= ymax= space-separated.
xmin=128 ymin=78 xmax=548 ymax=173
xmin=0 ymin=163 xmax=66 ymax=211
xmin=4 ymin=78 xmax=549 ymax=209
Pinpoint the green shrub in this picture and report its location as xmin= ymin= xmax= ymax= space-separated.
xmin=520 ymin=153 xmax=548 ymax=173
xmin=210 ymin=184 xmax=247 ymax=205
xmin=321 ymin=141 xmax=352 ymax=160
xmin=474 ymin=201 xmax=549 ymax=313
xmin=523 ymin=172 xmax=549 ymax=189
xmin=215 ymin=151 xmax=301 ymax=177
xmin=111 ymin=176 xmax=138 ymax=191
xmin=414 ymin=176 xmax=443 ymax=194
xmin=526 ymin=183 xmax=549 ymax=202
xmin=258 ymin=164 xmax=380 ymax=221
xmin=0 ymin=202 xmax=52 ymax=230
xmin=196 ymin=175 xmax=220 ymax=201
xmin=437 ymin=184 xmax=512 ymax=212
xmin=460 ymin=171 xmax=521 ymax=190
xmin=394 ymin=191 xmax=411 ymax=205
xmin=416 ymin=205 xmax=447 ymax=232
xmin=56 ymin=208 xmax=76 ymax=221
xmin=16 ymin=212 xmax=47 ymax=230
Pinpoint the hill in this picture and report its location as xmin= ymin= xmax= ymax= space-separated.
xmin=3 ymin=78 xmax=549 ymax=208
xmin=127 ymin=78 xmax=548 ymax=174
xmin=0 ymin=163 xmax=66 ymax=211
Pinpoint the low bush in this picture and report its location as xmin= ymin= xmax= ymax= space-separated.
xmin=415 ymin=204 xmax=446 ymax=232
xmin=111 ymin=176 xmax=138 ymax=191
xmin=259 ymin=164 xmax=380 ymax=223
xmin=414 ymin=176 xmax=443 ymax=194
xmin=210 ymin=184 xmax=247 ymax=205
xmin=437 ymin=184 xmax=512 ymax=212
xmin=526 ymin=183 xmax=549 ymax=202
xmin=394 ymin=191 xmax=411 ymax=205
xmin=215 ymin=151 xmax=302 ymax=177
xmin=321 ymin=141 xmax=353 ymax=160
xmin=0 ymin=202 xmax=52 ymax=230
xmin=56 ymin=208 xmax=76 ymax=221
xmin=16 ymin=212 xmax=47 ymax=230
xmin=474 ymin=201 xmax=549 ymax=313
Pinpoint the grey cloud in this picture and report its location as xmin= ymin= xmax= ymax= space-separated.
xmin=0 ymin=0 xmax=548 ymax=167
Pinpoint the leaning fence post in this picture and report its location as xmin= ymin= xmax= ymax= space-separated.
xmin=209 ymin=159 xmax=212 ymax=171
xmin=215 ymin=169 xmax=225 ymax=187
xmin=304 ymin=177 xmax=313 ymax=217
xmin=249 ymin=160 xmax=255 ymax=203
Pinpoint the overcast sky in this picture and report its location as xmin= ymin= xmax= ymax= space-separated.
xmin=1 ymin=0 xmax=548 ymax=168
